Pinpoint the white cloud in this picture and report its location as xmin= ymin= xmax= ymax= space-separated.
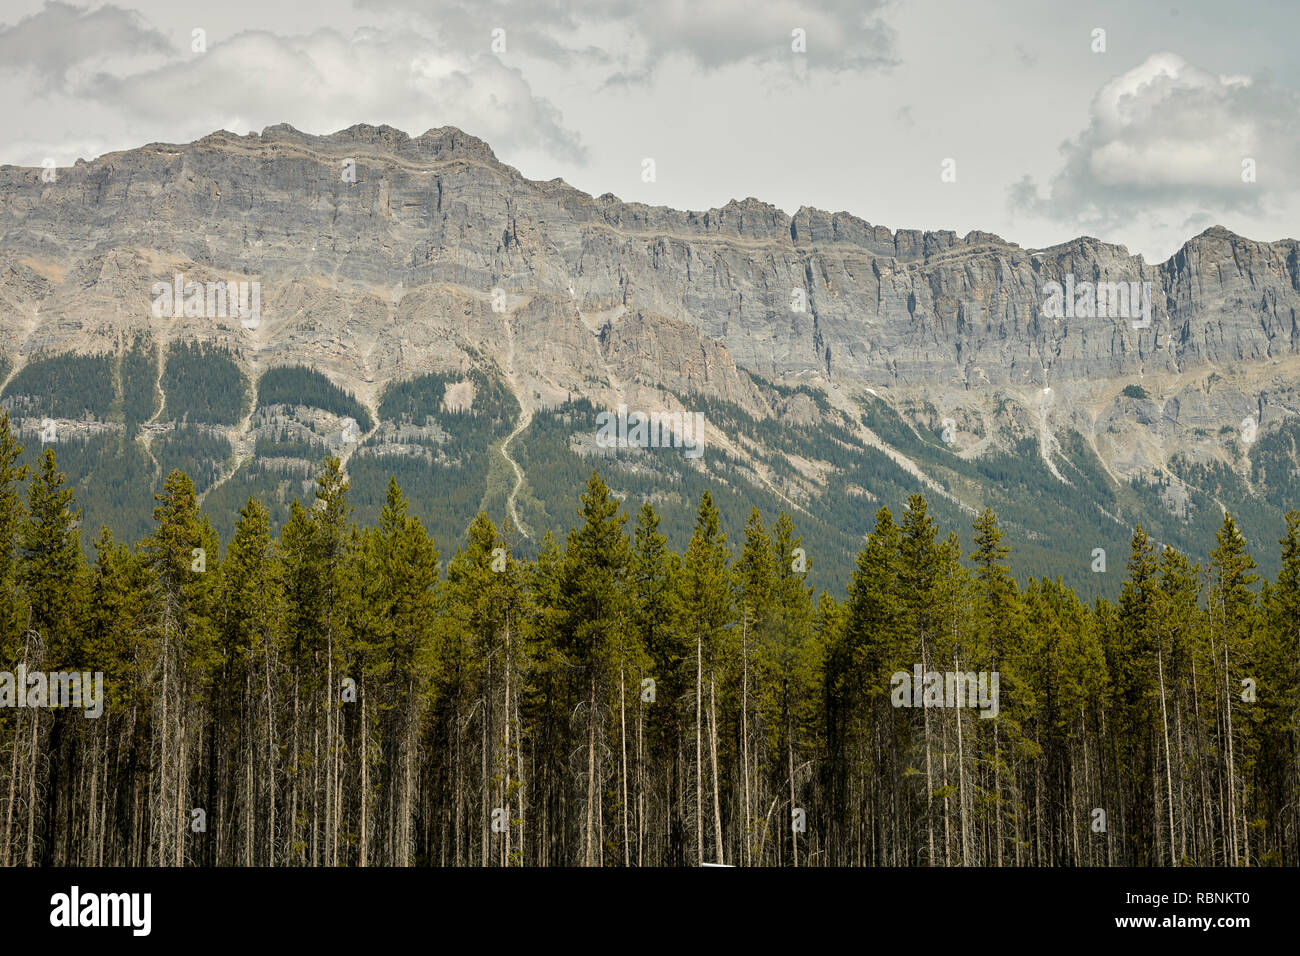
xmin=1012 ymin=53 xmax=1300 ymax=233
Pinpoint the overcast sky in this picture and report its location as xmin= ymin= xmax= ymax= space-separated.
xmin=2 ymin=0 xmax=1296 ymax=262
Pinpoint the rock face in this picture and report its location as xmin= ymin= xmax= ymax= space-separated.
xmin=4 ymin=124 xmax=1296 ymax=398
xmin=1 ymin=122 xmax=1298 ymax=586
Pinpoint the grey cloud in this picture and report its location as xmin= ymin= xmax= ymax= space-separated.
xmin=359 ymin=0 xmax=895 ymax=77
xmin=84 ymin=26 xmax=586 ymax=164
xmin=0 ymin=0 xmax=173 ymax=92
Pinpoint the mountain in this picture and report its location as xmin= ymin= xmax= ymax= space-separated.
xmin=2 ymin=122 xmax=1298 ymax=596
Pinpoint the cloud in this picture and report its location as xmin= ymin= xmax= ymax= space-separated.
xmin=1011 ymin=53 xmax=1300 ymax=233
xmin=13 ymin=21 xmax=586 ymax=165
xmin=0 ymin=0 xmax=173 ymax=93
xmin=358 ymin=0 xmax=896 ymax=78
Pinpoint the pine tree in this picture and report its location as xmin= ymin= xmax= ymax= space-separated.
xmin=11 ymin=448 xmax=85 ymax=865
xmin=831 ymin=505 xmax=905 ymax=865
xmin=682 ymin=490 xmax=731 ymax=865
xmin=1207 ymin=513 xmax=1258 ymax=865
xmin=558 ymin=472 xmax=630 ymax=865
xmin=0 ymin=412 xmax=28 ymax=659
xmin=18 ymin=449 xmax=84 ymax=657
xmin=1258 ymin=511 xmax=1300 ymax=863
xmin=630 ymin=501 xmax=684 ymax=865
xmin=218 ymin=498 xmax=282 ymax=865
xmin=767 ymin=510 xmax=816 ymax=868
xmin=969 ymin=507 xmax=1021 ymax=866
xmin=140 ymin=468 xmax=215 ymax=866
xmin=1151 ymin=545 xmax=1200 ymax=864
xmin=1109 ymin=524 xmax=1159 ymax=864
xmin=370 ymin=478 xmax=439 ymax=866
xmin=734 ymin=508 xmax=772 ymax=864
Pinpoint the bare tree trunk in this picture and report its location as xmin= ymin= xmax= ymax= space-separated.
xmin=695 ymin=629 xmax=703 ymax=866
xmin=24 ymin=706 xmax=38 ymax=867
xmin=709 ymin=670 xmax=723 ymax=865
xmin=2 ymin=712 xmax=18 ymax=867
xmin=922 ymin=636 xmax=934 ymax=865
xmin=175 ymin=701 xmax=185 ymax=866
xmin=619 ymin=665 xmax=628 ymax=867
xmin=788 ymin=727 xmax=798 ymax=868
xmin=585 ymin=681 xmax=597 ymax=867
xmin=1158 ymin=644 xmax=1176 ymax=865
xmin=741 ymin=613 xmax=751 ymax=867
xmin=941 ymin=709 xmax=951 ymax=866
xmin=2 ymin=629 xmax=30 ymax=866
xmin=505 ymin=621 xmax=513 ymax=867
xmin=290 ymin=674 xmax=299 ymax=865
xmin=636 ymin=699 xmax=644 ymax=867
xmin=326 ymin=629 xmax=335 ymax=867
xmin=245 ymin=676 xmax=254 ymax=867
xmin=1222 ymin=643 xmax=1243 ymax=865
xmin=403 ymin=709 xmax=413 ymax=867
xmin=454 ymin=690 xmax=463 ymax=866
xmin=956 ymin=649 xmax=969 ymax=866
xmin=357 ymin=674 xmax=366 ymax=866
xmin=158 ymin=623 xmax=169 ymax=868
xmin=481 ymin=686 xmax=489 ymax=867
xmin=1190 ymin=656 xmax=1211 ymax=862
xmin=993 ymin=719 xmax=1003 ymax=866
xmin=514 ymin=691 xmax=526 ymax=866
xmin=311 ymin=724 xmax=319 ymax=867
xmin=264 ymin=634 xmax=276 ymax=866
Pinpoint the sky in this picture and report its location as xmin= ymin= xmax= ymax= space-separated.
xmin=1 ymin=0 xmax=1297 ymax=262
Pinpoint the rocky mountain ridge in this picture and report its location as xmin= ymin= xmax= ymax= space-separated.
xmin=1 ymin=123 xmax=1297 ymax=593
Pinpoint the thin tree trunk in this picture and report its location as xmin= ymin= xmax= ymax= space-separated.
xmin=158 ymin=622 xmax=169 ymax=867
xmin=505 ymin=620 xmax=513 ymax=867
xmin=359 ymin=675 xmax=367 ymax=867
xmin=2 ymin=629 xmax=30 ymax=867
xmin=619 ymin=665 xmax=628 ymax=867
xmin=695 ymin=629 xmax=703 ymax=866
xmin=709 ymin=670 xmax=723 ymax=865
xmin=585 ymin=681 xmax=596 ymax=867
xmin=1158 ymin=644 xmax=1176 ymax=865
xmin=742 ymin=612 xmax=751 ymax=867
xmin=788 ymin=724 xmax=798 ymax=868
xmin=956 ymin=649 xmax=969 ymax=866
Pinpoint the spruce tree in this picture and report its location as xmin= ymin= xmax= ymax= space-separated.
xmin=558 ymin=472 xmax=630 ymax=866
xmin=682 ymin=490 xmax=731 ymax=865
xmin=0 ymin=412 xmax=28 ymax=657
xmin=18 ymin=449 xmax=84 ymax=659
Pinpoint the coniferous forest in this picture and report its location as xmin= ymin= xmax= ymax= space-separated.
xmin=0 ymin=408 xmax=1296 ymax=869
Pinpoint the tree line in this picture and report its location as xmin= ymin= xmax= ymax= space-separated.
xmin=0 ymin=410 xmax=1297 ymax=867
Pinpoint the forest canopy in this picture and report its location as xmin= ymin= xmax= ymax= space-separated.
xmin=0 ymin=410 xmax=1296 ymax=868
